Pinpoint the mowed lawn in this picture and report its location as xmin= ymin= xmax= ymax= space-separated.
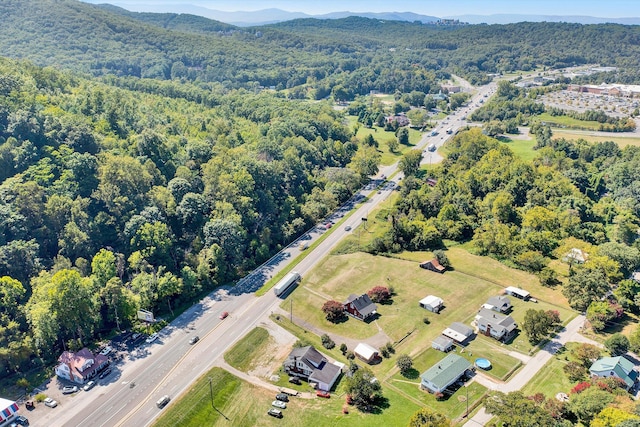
xmin=284 ymin=247 xmax=574 ymax=356
xmin=153 ymin=367 xmax=423 ymax=427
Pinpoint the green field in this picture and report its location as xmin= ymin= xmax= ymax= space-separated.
xmin=533 ymin=113 xmax=605 ymax=131
xmin=498 ymin=135 xmax=538 ymax=162
xmin=224 ymin=327 xmax=272 ymax=371
xmin=552 ymin=129 xmax=640 ymax=148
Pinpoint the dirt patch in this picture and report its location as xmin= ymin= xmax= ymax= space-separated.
xmin=246 ymin=319 xmax=296 ymax=379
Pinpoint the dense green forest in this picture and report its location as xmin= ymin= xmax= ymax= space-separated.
xmin=0 ymin=56 xmax=371 ymax=374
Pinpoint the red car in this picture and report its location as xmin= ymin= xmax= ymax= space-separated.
xmin=219 ymin=311 xmax=229 ymax=320
xmin=316 ymin=390 xmax=330 ymax=398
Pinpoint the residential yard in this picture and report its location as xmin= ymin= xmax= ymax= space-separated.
xmin=153 ymin=367 xmax=424 ymax=427
xmin=520 ymin=352 xmax=574 ymax=399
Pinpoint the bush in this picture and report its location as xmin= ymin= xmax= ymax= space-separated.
xmin=367 ymin=286 xmax=391 ymax=304
xmin=423 ymin=317 xmax=430 ymax=325
xmin=384 ymin=342 xmax=395 ymax=354
xmin=35 ymin=393 xmax=46 ymax=402
xmin=563 ymin=361 xmax=587 ymax=382
xmin=321 ymin=334 xmax=336 ymax=350
xmin=322 ymin=300 xmax=345 ymax=322
xmin=571 ymin=381 xmax=591 ymax=394
xmin=604 ymin=333 xmax=629 ymax=356
xmin=380 ymin=347 xmax=390 ymax=358
xmin=396 ymin=354 xmax=413 ymax=375
xmin=340 ymin=343 xmax=348 ymax=354
xmin=346 ymin=351 xmax=355 ymax=360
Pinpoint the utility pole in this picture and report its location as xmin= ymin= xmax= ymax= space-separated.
xmin=290 ymin=299 xmax=293 ymax=323
xmin=209 ymin=377 xmax=214 ymax=408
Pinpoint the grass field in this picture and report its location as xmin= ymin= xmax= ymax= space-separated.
xmin=520 ymin=352 xmax=574 ymax=399
xmin=551 ymin=129 xmax=640 ymax=148
xmin=224 ymin=327 xmax=272 ymax=371
xmin=498 ymin=135 xmax=538 ymax=162
xmin=533 ymin=113 xmax=604 ymax=131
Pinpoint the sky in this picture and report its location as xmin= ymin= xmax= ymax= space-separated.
xmin=82 ymin=0 xmax=640 ymax=17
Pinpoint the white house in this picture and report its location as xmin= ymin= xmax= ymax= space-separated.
xmin=419 ymin=295 xmax=444 ymax=313
xmin=475 ymin=308 xmax=517 ymax=342
xmin=283 ymin=346 xmax=342 ymax=391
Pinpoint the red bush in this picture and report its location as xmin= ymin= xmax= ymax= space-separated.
xmin=367 ymin=286 xmax=391 ymax=303
xmin=571 ymin=381 xmax=591 ymax=394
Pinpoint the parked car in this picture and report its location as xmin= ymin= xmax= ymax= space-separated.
xmin=99 ymin=346 xmax=112 ymax=356
xmin=267 ymin=408 xmax=283 ymax=418
xmin=82 ymin=381 xmax=96 ymax=391
xmin=288 ymin=376 xmax=301 ymax=385
xmin=189 ymin=336 xmax=199 ymax=345
xmin=62 ymin=386 xmax=78 ymax=394
xmin=98 ymin=368 xmax=112 ymax=379
xmin=272 ymin=400 xmax=286 ymax=409
xmin=43 ymin=398 xmax=58 ymax=408
xmin=146 ymin=333 xmax=159 ymax=343
xmin=275 ymin=393 xmax=289 ymax=402
xmin=14 ymin=415 xmax=29 ymax=426
xmin=219 ymin=311 xmax=229 ymax=320
xmin=316 ymin=390 xmax=331 ymax=398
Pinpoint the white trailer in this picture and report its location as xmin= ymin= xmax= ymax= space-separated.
xmin=273 ymin=271 xmax=301 ymax=297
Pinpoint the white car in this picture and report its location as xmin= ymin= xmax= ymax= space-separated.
xmin=44 ymin=397 xmax=58 ymax=408
xmin=146 ymin=333 xmax=159 ymax=343
xmin=272 ymin=400 xmax=287 ymax=409
xmin=83 ymin=380 xmax=96 ymax=391
xmin=99 ymin=346 xmax=112 ymax=356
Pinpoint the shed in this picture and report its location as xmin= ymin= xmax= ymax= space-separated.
xmin=432 ymin=336 xmax=454 ymax=352
xmin=419 ymin=295 xmax=444 ymax=313
xmin=354 ymin=343 xmax=379 ymax=364
xmin=505 ymin=286 xmax=530 ymax=300
xmin=420 ymin=259 xmax=445 ymax=274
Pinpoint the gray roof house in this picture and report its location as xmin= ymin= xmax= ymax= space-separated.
xmin=344 ymin=294 xmax=378 ymax=321
xmin=420 ymin=354 xmax=471 ymax=394
xmin=283 ymin=346 xmax=342 ymax=391
xmin=432 ymin=336 xmax=454 ymax=352
xmin=442 ymin=322 xmax=474 ymax=344
xmin=483 ymin=296 xmax=511 ymax=313
xmin=475 ymin=308 xmax=517 ymax=342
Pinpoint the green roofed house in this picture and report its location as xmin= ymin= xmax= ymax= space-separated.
xmin=420 ymin=354 xmax=472 ymax=394
xmin=589 ymin=356 xmax=638 ymax=390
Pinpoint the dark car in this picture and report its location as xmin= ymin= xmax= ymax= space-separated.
xmin=267 ymin=408 xmax=283 ymax=418
xmin=14 ymin=415 xmax=29 ymax=426
xmin=275 ymin=393 xmax=289 ymax=402
xmin=288 ymin=376 xmax=301 ymax=385
xmin=98 ymin=368 xmax=112 ymax=379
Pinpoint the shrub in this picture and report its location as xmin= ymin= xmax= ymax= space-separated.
xmin=571 ymin=381 xmax=591 ymax=394
xmin=380 ymin=347 xmax=390 ymax=358
xmin=423 ymin=317 xmax=430 ymax=325
xmin=367 ymin=286 xmax=391 ymax=303
xmin=322 ymin=300 xmax=345 ymax=322
xmin=321 ymin=334 xmax=336 ymax=350
xmin=35 ymin=393 xmax=46 ymax=402
xmin=346 ymin=351 xmax=355 ymax=360
xmin=396 ymin=354 xmax=413 ymax=375
xmin=340 ymin=343 xmax=348 ymax=354
xmin=563 ymin=361 xmax=587 ymax=382
xmin=384 ymin=342 xmax=395 ymax=354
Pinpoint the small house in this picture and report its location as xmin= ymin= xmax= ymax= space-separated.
xmin=475 ymin=308 xmax=517 ymax=342
xmin=420 ymin=259 xmax=445 ymax=274
xmin=442 ymin=322 xmax=474 ymax=344
xmin=420 ymin=354 xmax=471 ymax=394
xmin=283 ymin=345 xmax=342 ymax=391
xmin=55 ymin=348 xmax=109 ymax=384
xmin=419 ymin=295 xmax=444 ymax=313
xmin=344 ymin=294 xmax=377 ymax=321
xmin=432 ymin=336 xmax=454 ymax=352
xmin=483 ymin=295 xmax=511 ymax=313
xmin=505 ymin=286 xmax=530 ymax=301
xmin=354 ymin=343 xmax=379 ymax=364
xmin=589 ymin=356 xmax=638 ymax=390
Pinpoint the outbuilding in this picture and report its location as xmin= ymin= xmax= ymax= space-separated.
xmin=505 ymin=286 xmax=530 ymax=301
xmin=432 ymin=336 xmax=454 ymax=352
xmin=354 ymin=343 xmax=379 ymax=364
xmin=442 ymin=322 xmax=474 ymax=344
xmin=419 ymin=295 xmax=444 ymax=313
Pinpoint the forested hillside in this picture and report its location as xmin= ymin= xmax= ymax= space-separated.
xmin=3 ymin=1 xmax=640 ymax=93
xmin=0 ymin=56 xmax=367 ymax=373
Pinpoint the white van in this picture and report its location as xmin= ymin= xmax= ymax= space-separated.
xmin=156 ymin=395 xmax=170 ymax=408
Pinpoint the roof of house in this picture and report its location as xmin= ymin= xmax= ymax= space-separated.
xmin=442 ymin=322 xmax=474 ymax=342
xmin=308 ymin=360 xmax=342 ymax=386
xmin=287 ymin=346 xmax=326 ymax=369
xmin=486 ymin=295 xmax=511 ymax=309
xmin=590 ymin=356 xmax=638 ymax=387
xmin=475 ymin=308 xmax=517 ymax=335
xmin=432 ymin=335 xmax=454 ymax=349
xmin=421 ymin=354 xmax=471 ymax=390
xmin=58 ymin=348 xmax=108 ymax=375
xmin=354 ymin=343 xmax=378 ymax=360
xmin=420 ymin=259 xmax=445 ymax=271
xmin=420 ymin=295 xmax=444 ymax=308
xmin=344 ymin=294 xmax=378 ymax=318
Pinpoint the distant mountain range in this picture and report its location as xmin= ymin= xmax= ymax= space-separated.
xmin=82 ymin=1 xmax=640 ymax=26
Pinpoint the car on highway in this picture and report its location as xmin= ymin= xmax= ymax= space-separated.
xmin=98 ymin=368 xmax=112 ymax=379
xmin=272 ymin=400 xmax=287 ymax=409
xmin=43 ymin=398 xmax=58 ymax=408
xmin=146 ymin=333 xmax=159 ymax=343
xmin=427 ymin=143 xmax=436 ymax=152
xmin=344 ymin=225 xmax=351 ymax=231
xmin=189 ymin=335 xmax=200 ymax=344
xmin=156 ymin=395 xmax=170 ymax=409
xmin=219 ymin=311 xmax=229 ymax=320
xmin=267 ymin=408 xmax=283 ymax=418
xmin=82 ymin=380 xmax=96 ymax=391
xmin=62 ymin=386 xmax=78 ymax=394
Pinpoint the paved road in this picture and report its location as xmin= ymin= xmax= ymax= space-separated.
xmin=29 ymin=79 xmax=502 ymax=427
xmin=463 ymin=315 xmax=591 ymax=426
